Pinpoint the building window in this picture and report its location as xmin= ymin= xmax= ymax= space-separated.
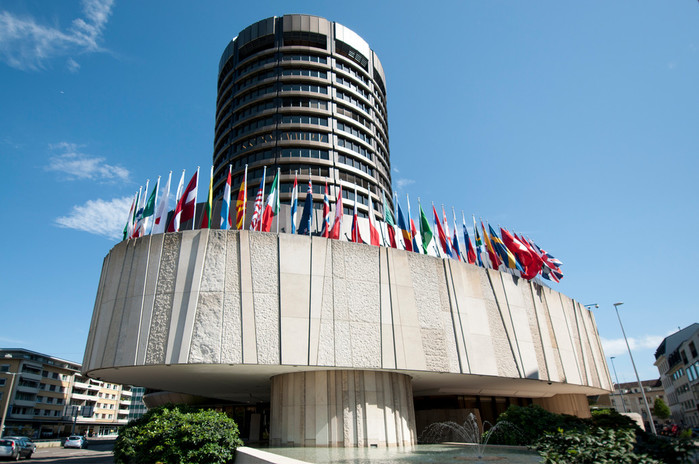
xmin=281 ymin=69 xmax=327 ymax=79
xmin=278 ymin=131 xmax=329 ymax=143
xmin=281 ymin=83 xmax=328 ymax=95
xmin=281 ymin=115 xmax=328 ymax=126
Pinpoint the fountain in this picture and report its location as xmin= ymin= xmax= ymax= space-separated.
xmin=418 ymin=413 xmax=524 ymax=461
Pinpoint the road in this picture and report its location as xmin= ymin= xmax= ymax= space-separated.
xmin=27 ymin=438 xmax=114 ymax=464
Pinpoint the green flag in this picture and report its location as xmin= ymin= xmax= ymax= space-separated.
xmin=382 ymin=191 xmax=395 ymax=226
xmin=419 ymin=203 xmax=433 ymax=254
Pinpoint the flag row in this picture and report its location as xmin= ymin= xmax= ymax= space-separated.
xmin=123 ymin=165 xmax=563 ymax=283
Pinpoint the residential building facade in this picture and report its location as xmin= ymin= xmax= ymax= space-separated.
xmin=654 ymin=323 xmax=699 ymax=426
xmin=596 ymin=379 xmax=666 ymax=428
xmin=0 ymin=348 xmax=144 ymax=438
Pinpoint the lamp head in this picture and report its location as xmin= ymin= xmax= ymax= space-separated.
xmin=613 ymin=302 xmax=624 ymax=307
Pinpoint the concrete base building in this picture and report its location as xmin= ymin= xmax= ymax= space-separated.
xmin=83 ymin=230 xmax=612 ymax=447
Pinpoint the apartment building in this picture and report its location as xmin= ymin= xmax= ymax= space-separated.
xmin=654 ymin=323 xmax=699 ymax=426
xmin=0 ymin=348 xmax=144 ymax=438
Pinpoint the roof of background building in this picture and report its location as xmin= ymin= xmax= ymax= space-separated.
xmin=654 ymin=323 xmax=699 ymax=360
xmin=613 ymin=378 xmax=662 ymax=390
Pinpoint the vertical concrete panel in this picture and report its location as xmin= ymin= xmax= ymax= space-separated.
xmin=238 ymin=231 xmax=258 ymax=364
xmin=577 ymin=305 xmax=602 ymax=388
xmin=562 ymin=297 xmax=587 ymax=385
xmin=84 ymin=254 xmax=110 ymax=371
xmin=146 ymin=232 xmax=180 ymax=364
xmin=115 ymin=237 xmax=152 ymax=367
xmin=587 ymin=310 xmax=613 ymax=390
xmin=102 ymin=240 xmax=136 ymax=367
xmin=440 ymin=261 xmax=465 ymax=374
xmin=390 ymin=249 xmax=426 ymax=371
xmin=484 ymin=270 xmax=520 ymax=377
xmin=250 ymin=233 xmax=280 ymax=364
xmin=317 ymin=239 xmax=335 ymax=366
xmin=279 ymin=234 xmax=311 ymax=365
xmin=521 ymin=281 xmax=548 ymax=380
xmin=136 ymin=234 xmax=164 ymax=365
xmin=529 ymin=283 xmax=556 ymax=381
xmin=379 ymin=249 xmax=396 ymax=369
xmin=545 ymin=287 xmax=581 ymax=384
xmin=500 ymin=274 xmax=540 ymax=379
xmin=221 ymin=231 xmax=242 ymax=364
xmin=308 ymin=237 xmax=328 ymax=366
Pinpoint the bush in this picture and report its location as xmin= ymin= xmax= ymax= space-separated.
xmin=113 ymin=404 xmax=243 ymax=464
xmin=635 ymin=432 xmax=698 ymax=464
xmin=589 ymin=408 xmax=640 ymax=431
xmin=487 ymin=405 xmax=586 ymax=446
xmin=535 ymin=427 xmax=661 ymax=464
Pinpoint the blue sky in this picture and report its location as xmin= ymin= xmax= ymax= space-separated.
xmin=1 ymin=1 xmax=697 ymax=385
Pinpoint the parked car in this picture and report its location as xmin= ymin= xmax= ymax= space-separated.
xmin=3 ymin=437 xmax=35 ymax=455
xmin=63 ymin=435 xmax=88 ymax=449
xmin=0 ymin=438 xmax=33 ymax=460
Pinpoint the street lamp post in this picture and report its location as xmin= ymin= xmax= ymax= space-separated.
xmin=0 ymin=371 xmax=18 ymax=437
xmin=613 ymin=302 xmax=657 ymax=435
xmin=609 ymin=356 xmax=627 ymax=413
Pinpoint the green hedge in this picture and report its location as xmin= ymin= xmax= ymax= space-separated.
xmin=114 ymin=405 xmax=243 ymax=464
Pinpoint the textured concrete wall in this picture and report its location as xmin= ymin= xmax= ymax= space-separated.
xmin=84 ymin=230 xmax=611 ymax=391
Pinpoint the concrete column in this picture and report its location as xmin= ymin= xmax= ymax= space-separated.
xmin=270 ymin=370 xmax=415 ymax=447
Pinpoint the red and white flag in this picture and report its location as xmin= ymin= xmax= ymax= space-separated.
xmin=328 ymin=185 xmax=343 ymax=240
xmin=321 ymin=182 xmax=330 ymax=238
xmin=367 ymin=193 xmax=380 ymax=246
xmin=260 ymin=169 xmax=279 ymax=232
xmin=152 ymin=171 xmax=171 ymax=234
xmin=249 ymin=166 xmax=267 ymax=231
xmin=168 ymin=168 xmax=198 ymax=232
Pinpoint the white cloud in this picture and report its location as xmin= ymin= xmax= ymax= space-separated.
xmin=0 ymin=0 xmax=114 ymax=71
xmin=66 ymin=57 xmax=80 ymax=72
xmin=47 ymin=142 xmax=130 ymax=182
xmin=56 ymin=196 xmax=132 ymax=239
xmin=601 ymin=334 xmax=666 ymax=357
xmin=396 ymin=178 xmax=415 ymax=189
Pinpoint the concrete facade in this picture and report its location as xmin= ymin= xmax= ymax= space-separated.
xmin=83 ymin=230 xmax=612 ymax=447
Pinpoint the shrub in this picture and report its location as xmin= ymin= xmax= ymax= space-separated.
xmin=535 ymin=427 xmax=661 ymax=464
xmin=635 ymin=432 xmax=698 ymax=464
xmin=589 ymin=408 xmax=639 ymax=431
xmin=487 ymin=405 xmax=585 ymax=446
xmin=113 ymin=404 xmax=243 ymax=464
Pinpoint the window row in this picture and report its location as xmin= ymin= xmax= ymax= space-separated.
xmin=337 ymin=121 xmax=371 ymax=143
xmin=281 ymin=54 xmax=327 ymax=64
xmin=232 ymin=130 xmax=330 ymax=154
xmin=236 ymin=55 xmax=277 ymax=79
xmin=335 ymin=75 xmax=371 ymax=100
xmin=334 ymin=60 xmax=369 ymax=86
xmin=36 ymin=395 xmax=64 ymax=404
xmin=338 ymin=153 xmax=374 ymax=177
xmin=337 ymin=137 xmax=372 ymax=160
xmin=282 ymin=68 xmax=327 ymax=79
xmin=338 ymin=171 xmax=375 ymax=192
xmin=234 ymin=116 xmax=277 ymax=138
xmin=336 ymin=104 xmax=373 ymax=132
xmin=336 ymin=90 xmax=371 ymax=115
xmin=341 ymin=188 xmax=369 ymax=207
xmin=281 ymin=83 xmax=328 ymax=94
xmin=235 ymin=84 xmax=275 ymax=106
xmin=281 ymin=115 xmax=329 ymax=126
xmin=236 ymin=68 xmax=277 ymax=92
xmin=282 ymin=97 xmax=328 ymax=110
xmin=687 ymin=362 xmax=699 ymax=382
xmin=280 ymin=148 xmax=330 ymax=160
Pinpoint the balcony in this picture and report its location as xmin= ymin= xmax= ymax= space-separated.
xmin=71 ymin=392 xmax=94 ymax=401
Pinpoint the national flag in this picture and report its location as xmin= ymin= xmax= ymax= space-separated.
xmin=139 ymin=177 xmax=159 ymax=236
xmin=442 ymin=206 xmax=454 ymax=257
xmin=320 ymin=182 xmax=331 ymax=237
xmin=168 ymin=168 xmax=199 ymax=232
xmin=131 ymin=183 xmax=146 ymax=239
xmin=152 ymin=171 xmax=171 ymax=235
xmin=432 ymin=205 xmax=452 ymax=257
xmin=260 ymin=169 xmax=279 ymax=232
xmin=407 ymin=196 xmax=420 ymax=253
xmin=462 ymin=212 xmax=477 ymax=264
xmin=298 ymin=180 xmax=314 ymax=235
xmin=527 ymin=237 xmax=563 ymax=282
xmin=350 ymin=188 xmax=362 ymax=243
xmin=515 ymin=232 xmax=544 ymax=279
xmin=419 ymin=202 xmax=433 ymax=254
xmin=481 ymin=221 xmax=501 ymax=269
xmin=220 ymin=165 xmax=232 ymax=230
xmin=451 ymin=210 xmax=461 ymax=261
xmin=290 ymin=172 xmax=298 ymax=234
xmin=249 ymin=166 xmax=266 ymax=231
xmin=473 ymin=216 xmax=485 ymax=267
xmin=382 ymin=191 xmax=397 ymax=248
xmin=200 ymin=166 xmax=214 ymax=229
xmin=395 ymin=195 xmax=413 ymax=252
xmin=235 ymin=165 xmax=248 ymax=230
xmin=122 ymin=193 xmax=137 ymax=240
xmin=328 ymin=184 xmax=343 ymax=239
xmin=166 ymin=170 xmax=186 ymax=233
xmin=367 ymin=193 xmax=380 ymax=246
xmin=488 ymin=224 xmax=522 ymax=272
xmin=501 ymin=227 xmax=538 ymax=279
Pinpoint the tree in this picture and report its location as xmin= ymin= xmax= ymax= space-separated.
xmin=653 ymin=397 xmax=671 ymax=421
xmin=113 ymin=405 xmax=243 ymax=464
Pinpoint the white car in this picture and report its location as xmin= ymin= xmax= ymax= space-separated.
xmin=63 ymin=435 xmax=89 ymax=449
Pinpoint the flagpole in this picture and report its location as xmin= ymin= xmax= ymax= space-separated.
xmin=431 ymin=202 xmax=442 ymax=258
xmin=148 ymin=176 xmax=161 ymax=235
xmin=276 ymin=167 xmax=281 ymax=234
xmin=259 ymin=166 xmax=267 ymax=232
xmin=192 ymin=167 xmax=199 ymax=230
xmin=242 ymin=164 xmax=248 ymax=230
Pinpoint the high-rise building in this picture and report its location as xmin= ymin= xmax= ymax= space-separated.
xmin=213 ymin=15 xmax=391 ymax=224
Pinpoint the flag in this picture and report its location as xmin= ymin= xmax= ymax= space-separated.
xmin=367 ymin=193 xmax=380 ymax=246
xmin=122 ymin=193 xmax=137 ymax=240
xmin=139 ymin=177 xmax=159 ymax=236
xmin=250 ymin=166 xmax=266 ymax=231
xmin=328 ymin=185 xmax=343 ymax=239
xmin=432 ymin=205 xmax=451 ymax=257
xmin=419 ymin=202 xmax=433 ymax=254
xmin=488 ymin=224 xmax=522 ymax=272
xmin=220 ymin=165 xmax=232 ymax=230
xmin=168 ymin=168 xmax=198 ymax=232
xmin=501 ymin=227 xmax=537 ymax=279
xmin=166 ymin=170 xmax=186 ymax=233
xmin=395 ymin=195 xmax=413 ymax=252
xmin=350 ymin=188 xmax=362 ymax=243
xmin=235 ymin=165 xmax=248 ymax=230
xmin=131 ymin=183 xmax=146 ymax=239
xmin=462 ymin=212 xmax=476 ymax=264
xmin=407 ymin=196 xmax=420 ymax=253
xmin=451 ymin=210 xmax=462 ymax=261
xmin=152 ymin=171 xmax=171 ymax=235
xmin=320 ymin=182 xmax=331 ymax=237
xmin=382 ymin=191 xmax=397 ymax=248
xmin=290 ymin=172 xmax=298 ymax=234
xmin=481 ymin=221 xmax=501 ymax=269
xmin=200 ymin=166 xmax=214 ymax=229
xmin=527 ymin=237 xmax=563 ymax=282
xmin=442 ymin=206 xmax=454 ymax=257
xmin=261 ymin=169 xmax=279 ymax=232
xmin=473 ymin=217 xmax=485 ymax=267
xmin=298 ymin=180 xmax=314 ymax=235
xmin=515 ymin=232 xmax=544 ymax=279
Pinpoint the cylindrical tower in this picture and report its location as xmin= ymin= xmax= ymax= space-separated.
xmin=213 ymin=15 xmax=391 ymax=223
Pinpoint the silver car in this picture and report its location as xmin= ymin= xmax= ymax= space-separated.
xmin=63 ymin=435 xmax=88 ymax=449
xmin=3 ymin=437 xmax=35 ymax=456
xmin=0 ymin=438 xmax=32 ymax=460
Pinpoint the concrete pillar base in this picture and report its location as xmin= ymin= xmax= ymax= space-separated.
xmin=270 ymin=370 xmax=416 ymax=447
